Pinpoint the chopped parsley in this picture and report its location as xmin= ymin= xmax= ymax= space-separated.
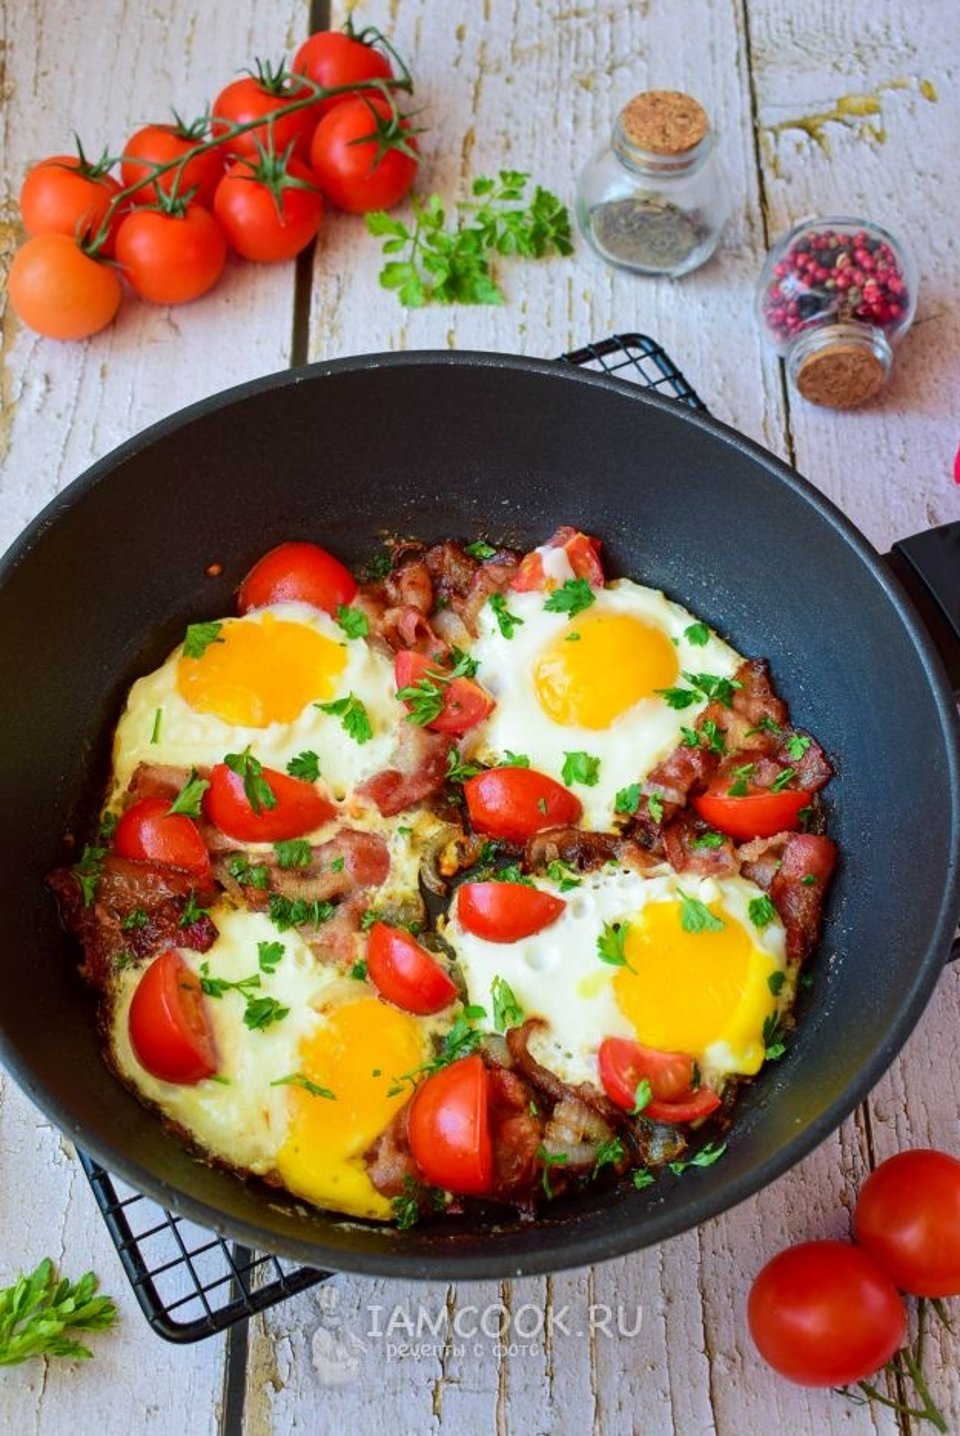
xmin=537 ymin=1145 xmax=569 ymax=1198
xmin=597 ymin=920 xmax=632 ymax=968
xmin=658 ymin=671 xmax=741 ymax=711
xmin=446 ymin=751 xmax=482 ymax=784
xmin=488 ymin=591 xmax=524 ymax=638
xmin=491 ymin=975 xmax=524 ymax=1032
xmin=614 ymin=783 xmax=641 ymax=815
xmin=228 ymin=855 xmax=271 ymax=890
xmin=680 ymin=726 xmax=700 ymax=747
xmin=801 ymin=873 xmax=818 ymax=887
xmin=631 ymin=1078 xmax=653 ymax=1115
xmin=727 ymin=762 xmax=757 ymax=798
xmin=316 ymin=693 xmax=373 ymax=744
xmin=182 ymin=621 xmax=224 ymax=659
xmin=243 ymin=996 xmax=290 ymax=1032
xmin=72 ymin=844 xmax=106 ymax=908
xmin=592 ymin=1136 xmax=625 ymax=1177
xmin=748 ymin=895 xmax=778 ymax=930
xmin=770 ymin=766 xmax=796 ymax=793
xmin=700 ymin=719 xmax=726 ymax=755
xmin=121 ymin=907 xmax=149 ymax=932
xmin=785 ymin=732 xmax=812 ymax=761
xmin=350 ymin=959 xmax=368 ymax=981
xmin=268 ymin=894 xmax=335 ymax=931
xmin=763 ymin=1014 xmax=788 ymax=1061
xmin=450 ymin=645 xmax=480 ymax=679
xmin=396 ymin=651 xmax=477 ymax=726
xmin=273 ymin=838 xmax=312 ymax=870
xmin=150 ymin=708 xmax=163 ymax=745
xmin=500 ymin=750 xmax=530 ymax=768
xmin=360 ymin=907 xmax=384 ymax=931
xmin=562 ymin=750 xmax=600 ymax=787
xmin=287 ymin=750 xmax=321 ymax=782
xmin=691 ymin=831 xmax=724 ymax=850
xmin=465 ymin=540 xmax=496 ymax=560
xmin=543 ymin=577 xmax=595 ymax=617
xmin=224 ymin=747 xmax=277 ymax=814
xmin=335 ymin=604 xmax=369 ymax=640
xmin=492 ymin=864 xmax=534 ymax=887
xmin=669 ymin=1142 xmax=727 ymax=1175
xmin=632 ymin=1169 xmax=655 ymax=1190
xmin=168 ymin=768 xmax=209 ymax=818
xmin=329 ymin=855 xmax=345 ymax=873
xmin=768 ymin=970 xmax=786 ymax=996
xmin=270 ymin=1073 xmax=335 ymax=1098
xmin=199 ymin=962 xmax=261 ymax=1000
xmin=678 ymin=890 xmax=725 ymax=934
xmin=545 ymin=859 xmax=581 ymax=892
xmin=179 ymin=889 xmax=209 ymax=927
xmin=647 ymin=793 xmax=664 ymax=823
xmin=257 ymin=941 xmax=284 ymax=974
xmin=683 ymin=621 xmax=710 ymax=646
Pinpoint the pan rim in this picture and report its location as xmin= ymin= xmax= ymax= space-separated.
xmin=2 ymin=348 xmax=958 ymax=1278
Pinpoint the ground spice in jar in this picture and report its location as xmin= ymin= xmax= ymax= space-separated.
xmin=590 ymin=196 xmax=708 ymax=270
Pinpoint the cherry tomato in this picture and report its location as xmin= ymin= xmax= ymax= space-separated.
xmin=121 ymin=122 xmax=224 ymax=208
xmin=408 ymin=1054 xmax=493 ymax=1195
xmin=510 ymin=527 xmax=605 ymax=592
xmin=214 ymin=156 xmax=323 ymax=263
xmin=310 ymin=94 xmax=418 ymax=213
xmin=211 ymin=72 xmax=315 ymax=162
xmin=395 ymin=651 xmax=494 ymax=735
xmin=204 ymin=763 xmax=334 ymax=842
xmin=366 ymin=922 xmax=458 ymax=1015
xmin=854 ymin=1149 xmax=960 ymax=1297
xmin=693 ymin=782 xmax=808 ymax=842
xmin=748 ymin=1241 xmax=906 ymax=1387
xmin=292 ymin=29 xmax=394 ymax=118
xmin=115 ymin=204 xmax=227 ymax=305
xmin=114 ymin=796 xmax=211 ymax=878
xmin=238 ymin=541 xmax=357 ymax=614
xmin=598 ymin=1037 xmax=721 ymax=1123
xmin=19 ymin=155 xmax=125 ymax=253
xmin=128 ymin=949 xmax=218 ymax=1084
xmin=456 ymin=882 xmax=565 ymax=943
xmin=8 ymin=234 xmax=122 ymax=341
xmin=463 ymin=767 xmax=582 ymax=841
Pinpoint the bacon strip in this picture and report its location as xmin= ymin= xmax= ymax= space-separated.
xmin=740 ymin=831 xmax=837 ymax=962
xmin=662 ymin=810 xmax=739 ymax=877
xmin=356 ymin=723 xmax=452 ymax=817
xmin=524 ymin=826 xmax=658 ymax=874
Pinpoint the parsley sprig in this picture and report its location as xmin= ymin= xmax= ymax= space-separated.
xmin=543 ymin=578 xmax=595 ymax=617
xmin=0 ymin=1258 xmax=118 ymax=1365
xmin=488 ymin=591 xmax=523 ymax=638
xmin=316 ymin=693 xmax=373 ymax=744
xmin=168 ymin=768 xmax=209 ymax=818
xmin=224 ymin=747 xmax=276 ymax=814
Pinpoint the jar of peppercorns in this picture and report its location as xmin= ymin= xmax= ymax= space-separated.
xmin=576 ymin=90 xmax=729 ymax=278
xmin=757 ymin=217 xmax=918 ymax=409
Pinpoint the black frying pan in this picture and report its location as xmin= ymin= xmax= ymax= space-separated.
xmin=1 ymin=351 xmax=958 ymax=1280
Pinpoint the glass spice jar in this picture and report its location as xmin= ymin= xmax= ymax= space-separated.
xmin=576 ymin=90 xmax=730 ymax=278
xmin=757 ymin=217 xmax=918 ymax=409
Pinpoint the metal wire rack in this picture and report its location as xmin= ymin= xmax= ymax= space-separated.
xmin=78 ymin=332 xmax=703 ymax=1342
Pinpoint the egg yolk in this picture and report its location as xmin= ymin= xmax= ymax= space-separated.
xmin=534 ymin=612 xmax=679 ymax=729
xmin=613 ymin=900 xmax=779 ymax=1074
xmin=276 ymin=997 xmax=425 ymax=1221
xmin=177 ymin=614 xmax=346 ymax=727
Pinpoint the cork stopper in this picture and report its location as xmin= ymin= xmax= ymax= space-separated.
xmin=620 ymin=91 xmax=709 ymax=156
xmin=794 ymin=340 xmax=887 ymax=409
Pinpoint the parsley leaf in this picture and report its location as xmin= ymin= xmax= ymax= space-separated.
xmin=179 ymin=889 xmax=209 ymax=927
xmin=678 ymin=890 xmax=725 ymax=934
xmin=763 ymin=1014 xmax=788 ymax=1061
xmin=614 ymin=783 xmax=641 ymax=814
xmin=287 ymin=750 xmax=321 ymax=782
xmin=683 ymin=621 xmax=710 ymax=646
xmin=543 ymin=578 xmax=595 ymax=617
xmin=545 ymin=859 xmax=581 ymax=891
xmin=270 ymin=1073 xmax=334 ymax=1099
xmin=537 ymin=1144 xmax=570 ymax=1199
xmin=224 ymin=747 xmax=277 ymax=814
xmin=488 ymin=591 xmax=524 ymax=638
xmin=691 ymin=831 xmax=724 ymax=850
xmin=150 ymin=707 xmax=163 ymax=744
xmin=768 ymin=970 xmax=786 ymax=996
xmin=647 ymin=793 xmax=664 ymax=823
xmin=0 ymin=1258 xmax=118 ymax=1366
xmin=268 ymin=894 xmax=335 ymax=931
xmin=669 ymin=1142 xmax=727 ymax=1175
xmin=244 ymin=996 xmax=290 ymax=1032
xmin=500 ymin=750 xmax=530 ymax=768
xmin=700 ymin=719 xmax=726 ymax=754
xmin=446 ymin=750 xmax=482 ymax=784
xmin=631 ymin=1078 xmax=653 ymax=1115
xmin=350 ymin=959 xmax=368 ymax=981
xmin=391 ymin=1175 xmax=424 ymax=1230
xmin=168 ymin=768 xmax=209 ymax=818
xmin=335 ymin=604 xmax=369 ymax=640
xmin=396 ymin=669 xmax=446 ymax=725
xmin=785 ymin=732 xmax=812 ymax=760
xmin=492 ymin=864 xmax=534 ymax=887
xmin=182 ymin=621 xmax=224 ymax=659
xmin=72 ymin=844 xmax=106 ymax=908
xmin=592 ymin=1136 xmax=625 ymax=1177
xmin=748 ymin=895 xmax=778 ymax=929
xmin=597 ymin=920 xmax=632 ymax=968
xmin=491 ymin=975 xmax=524 ymax=1032
xmin=273 ymin=838 xmax=311 ymax=870
xmin=770 ymin=766 xmax=796 ymax=793
xmin=199 ymin=962 xmax=260 ymax=1001
xmin=317 ymin=693 xmax=373 ymax=744
xmin=121 ymin=907 xmax=149 ymax=932
xmin=257 ymin=941 xmax=284 ymax=974
xmin=227 ymin=855 xmax=271 ymax=890
xmin=562 ymin=750 xmax=600 ymax=787
xmin=465 ymin=540 xmax=496 ymax=560
xmin=680 ymin=726 xmax=700 ymax=746
xmin=657 ymin=685 xmax=699 ymax=710
xmin=632 ymin=1169 xmax=655 ymax=1190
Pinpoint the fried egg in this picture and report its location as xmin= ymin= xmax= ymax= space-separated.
xmin=467 ymin=579 xmax=742 ymax=828
xmin=109 ymin=904 xmax=450 ymax=1220
xmin=110 ymin=602 xmax=397 ymax=803
xmin=444 ymin=867 xmax=788 ymax=1094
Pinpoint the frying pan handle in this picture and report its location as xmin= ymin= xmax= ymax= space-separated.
xmin=886 ymin=522 xmax=960 ymax=694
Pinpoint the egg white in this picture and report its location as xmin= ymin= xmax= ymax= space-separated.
xmin=465 ymin=579 xmax=743 ymax=829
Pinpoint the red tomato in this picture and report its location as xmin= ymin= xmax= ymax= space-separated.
xmin=8 ymin=234 xmax=122 ymax=341
xmin=211 ymin=72 xmax=315 ymax=162
xmin=464 ymin=768 xmax=582 ymax=841
xmin=408 ymin=1054 xmax=493 ymax=1195
xmin=693 ymin=782 xmax=808 ymax=842
xmin=238 ymin=541 xmax=357 ymax=614
xmin=204 ymin=763 xmax=334 ymax=842
xmin=114 ymin=796 xmax=211 ymax=879
xmin=748 ymin=1241 xmax=906 ymax=1387
xmin=366 ymin=922 xmax=458 ymax=1015
xmin=292 ymin=29 xmax=394 ymax=118
xmin=598 ymin=1037 xmax=721 ymax=1123
xmin=854 ymin=1149 xmax=960 ymax=1297
xmin=309 ymin=94 xmax=418 ymax=213
xmin=115 ymin=204 xmax=227 ymax=305
xmin=121 ymin=122 xmax=224 ymax=208
xmin=214 ymin=156 xmax=323 ymax=263
xmin=510 ymin=527 xmax=605 ymax=592
xmin=456 ymin=882 xmax=565 ymax=943
xmin=395 ymin=651 xmax=494 ymax=735
xmin=128 ymin=949 xmax=218 ymax=1084
xmin=19 ymin=155 xmax=125 ymax=253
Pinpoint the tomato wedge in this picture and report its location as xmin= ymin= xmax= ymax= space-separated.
xmin=693 ymin=782 xmax=809 ymax=842
xmin=366 ymin=922 xmax=458 ymax=1015
xmin=408 ymin=1054 xmax=494 ymax=1195
xmin=510 ymin=527 xmax=604 ymax=592
xmin=238 ymin=541 xmax=358 ymax=615
xmin=457 ymin=882 xmax=565 ymax=943
xmin=463 ymin=767 xmax=582 ymax=841
xmin=128 ymin=949 xmax=218 ymax=1084
xmin=114 ymin=796 xmax=211 ymax=879
xmin=395 ymin=650 xmax=494 ymax=735
xmin=598 ymin=1037 xmax=721 ymax=1124
xmin=204 ymin=763 xmax=335 ymax=842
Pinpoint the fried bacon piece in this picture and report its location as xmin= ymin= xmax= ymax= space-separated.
xmin=48 ymin=855 xmax=217 ymax=988
xmin=739 ymin=831 xmax=838 ymax=962
xmin=214 ymin=828 xmax=390 ymax=906
xmin=524 ymin=826 xmax=659 ymax=875
xmin=662 ymin=809 xmax=739 ymax=877
xmin=357 ymin=723 xmax=452 ymax=816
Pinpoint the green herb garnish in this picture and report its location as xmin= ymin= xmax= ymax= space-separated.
xmin=489 ymin=591 xmax=524 ymax=638
xmin=748 ymin=895 xmax=778 ymax=930
xmin=678 ymin=891 xmax=725 ymax=934
xmin=287 ymin=750 xmax=321 ymax=782
xmin=182 ymin=621 xmax=224 ymax=659
xmin=270 ymin=1073 xmax=334 ymax=1099
xmin=273 ymin=838 xmax=312 ymax=870
xmin=168 ymin=768 xmax=209 ymax=818
xmin=543 ymin=577 xmax=595 ymax=617
xmin=562 ymin=751 xmax=600 ymax=787
xmin=335 ymin=604 xmax=369 ymax=640
xmin=224 ymin=746 xmax=277 ymax=814
xmin=491 ymin=975 xmax=524 ymax=1032
xmin=0 ymin=1258 xmax=118 ymax=1366
xmin=316 ymin=693 xmax=373 ymax=744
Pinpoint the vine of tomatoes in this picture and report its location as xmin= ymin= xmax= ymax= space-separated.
xmin=8 ymin=22 xmax=419 ymax=341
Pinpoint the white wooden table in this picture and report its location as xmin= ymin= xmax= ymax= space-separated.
xmin=2 ymin=2 xmax=959 ymax=1432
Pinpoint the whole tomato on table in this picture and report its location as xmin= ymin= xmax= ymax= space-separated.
xmin=292 ymin=26 xmax=395 ymax=118
xmin=121 ymin=117 xmax=224 ymax=207
xmin=310 ymin=92 xmax=418 ymax=212
xmin=19 ymin=151 xmax=126 ymax=253
xmin=214 ymin=152 xmax=323 ymax=263
xmin=212 ymin=61 xmax=316 ymax=162
xmin=115 ymin=202 xmax=227 ymax=304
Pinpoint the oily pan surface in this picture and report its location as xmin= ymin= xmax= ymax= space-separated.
xmin=0 ymin=353 xmax=956 ymax=1276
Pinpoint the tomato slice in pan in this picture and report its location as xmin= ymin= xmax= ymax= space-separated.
xmin=395 ymin=650 xmax=494 ymax=734
xmin=366 ymin=922 xmax=458 ymax=1015
xmin=128 ymin=949 xmax=218 ymax=1084
xmin=457 ymin=882 xmax=565 ymax=943
xmin=408 ymin=1054 xmax=494 ymax=1195
xmin=598 ymin=1037 xmax=721 ymax=1124
xmin=510 ymin=527 xmax=604 ymax=591
xmin=238 ymin=541 xmax=358 ymax=615
xmin=114 ymin=796 xmax=211 ymax=879
xmin=463 ymin=767 xmax=582 ymax=841
xmin=693 ymin=783 xmax=808 ymax=842
xmin=204 ymin=763 xmax=335 ymax=842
